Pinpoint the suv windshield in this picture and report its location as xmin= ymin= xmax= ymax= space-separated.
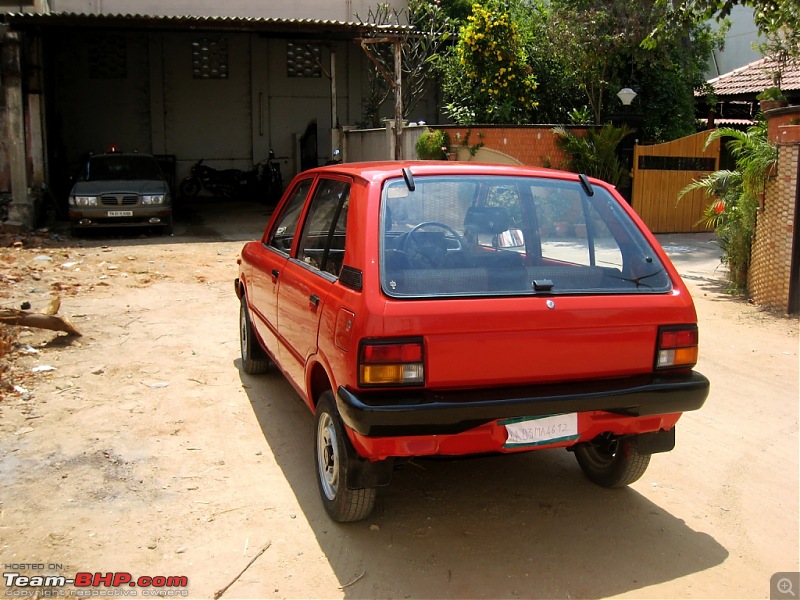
xmin=84 ymin=155 xmax=164 ymax=182
xmin=380 ymin=175 xmax=671 ymax=297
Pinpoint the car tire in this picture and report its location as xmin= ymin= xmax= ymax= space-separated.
xmin=574 ymin=434 xmax=651 ymax=488
xmin=315 ymin=392 xmax=376 ymax=522
xmin=239 ymin=295 xmax=270 ymax=374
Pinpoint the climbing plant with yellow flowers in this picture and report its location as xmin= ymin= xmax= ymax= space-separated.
xmin=441 ymin=0 xmax=538 ymax=124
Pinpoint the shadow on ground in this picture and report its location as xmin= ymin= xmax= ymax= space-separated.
xmin=240 ymin=366 xmax=728 ymax=600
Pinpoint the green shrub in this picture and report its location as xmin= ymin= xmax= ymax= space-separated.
xmin=415 ymin=129 xmax=451 ymax=160
xmin=553 ymin=124 xmax=632 ymax=189
xmin=678 ymin=121 xmax=778 ymax=292
xmin=756 ymin=87 xmax=786 ymax=101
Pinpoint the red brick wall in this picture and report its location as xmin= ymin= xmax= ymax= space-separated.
xmin=439 ymin=125 xmax=590 ymax=168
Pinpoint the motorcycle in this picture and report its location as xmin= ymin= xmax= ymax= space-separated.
xmin=179 ymin=159 xmax=242 ymax=200
xmin=179 ymin=151 xmax=283 ymax=203
xmin=324 ymin=149 xmax=342 ymax=165
xmin=241 ymin=149 xmax=283 ymax=203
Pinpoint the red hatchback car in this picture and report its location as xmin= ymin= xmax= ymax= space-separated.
xmin=236 ymin=161 xmax=709 ymax=522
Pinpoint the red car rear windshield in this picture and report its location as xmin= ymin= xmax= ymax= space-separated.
xmin=379 ymin=174 xmax=671 ymax=297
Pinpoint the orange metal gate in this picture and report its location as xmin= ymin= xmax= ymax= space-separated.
xmin=631 ymin=131 xmax=721 ymax=233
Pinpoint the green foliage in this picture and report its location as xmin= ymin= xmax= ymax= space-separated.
xmin=756 ymin=87 xmax=787 ymax=101
xmin=509 ymin=0 xmax=583 ymax=124
xmin=568 ymin=106 xmax=593 ymax=125
xmin=678 ymin=121 xmax=778 ymax=291
xmin=458 ymin=129 xmax=485 ymax=156
xmin=441 ymin=0 xmax=538 ymax=124
xmin=438 ymin=0 xmax=475 ymax=21
xmin=416 ymin=129 xmax=451 ymax=159
xmin=530 ymin=0 xmax=726 ymax=139
xmin=553 ymin=124 xmax=633 ymax=189
xmin=646 ymin=0 xmax=799 ymax=64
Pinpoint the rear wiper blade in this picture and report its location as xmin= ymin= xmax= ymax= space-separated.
xmin=610 ymin=269 xmax=665 ymax=289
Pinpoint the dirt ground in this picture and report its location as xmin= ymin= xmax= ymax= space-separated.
xmin=1 ymin=201 xmax=798 ymax=600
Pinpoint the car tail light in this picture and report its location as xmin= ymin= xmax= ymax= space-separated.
xmin=359 ymin=339 xmax=424 ymax=386
xmin=656 ymin=325 xmax=699 ymax=370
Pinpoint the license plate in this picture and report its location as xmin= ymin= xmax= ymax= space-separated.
xmin=501 ymin=413 xmax=579 ymax=448
xmin=107 ymin=210 xmax=133 ymax=217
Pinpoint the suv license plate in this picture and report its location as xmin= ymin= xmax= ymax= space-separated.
xmin=107 ymin=210 xmax=133 ymax=217
xmin=501 ymin=413 xmax=579 ymax=448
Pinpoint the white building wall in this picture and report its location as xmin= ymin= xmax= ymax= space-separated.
xmin=706 ymin=5 xmax=763 ymax=78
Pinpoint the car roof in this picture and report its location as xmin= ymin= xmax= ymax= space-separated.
xmin=301 ymin=161 xmax=594 ymax=186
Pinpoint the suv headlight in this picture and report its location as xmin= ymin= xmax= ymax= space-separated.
xmin=142 ymin=194 xmax=167 ymax=205
xmin=69 ymin=196 xmax=98 ymax=207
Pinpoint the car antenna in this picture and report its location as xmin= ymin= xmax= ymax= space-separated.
xmin=578 ymin=173 xmax=594 ymax=196
xmin=402 ymin=167 xmax=415 ymax=192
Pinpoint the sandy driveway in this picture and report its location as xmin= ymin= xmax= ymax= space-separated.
xmin=1 ymin=201 xmax=798 ymax=600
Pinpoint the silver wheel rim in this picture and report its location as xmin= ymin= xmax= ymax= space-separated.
xmin=317 ymin=412 xmax=339 ymax=500
xmin=239 ymin=304 xmax=248 ymax=360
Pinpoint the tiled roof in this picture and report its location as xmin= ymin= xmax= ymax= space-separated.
xmin=699 ymin=117 xmax=755 ymax=126
xmin=705 ymin=56 xmax=800 ymax=97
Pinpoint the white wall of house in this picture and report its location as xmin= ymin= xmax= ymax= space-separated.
xmin=45 ymin=0 xmax=406 ymax=22
xmin=706 ymin=5 xmax=763 ymax=78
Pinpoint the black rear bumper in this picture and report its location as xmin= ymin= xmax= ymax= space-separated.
xmin=336 ymin=371 xmax=709 ymax=437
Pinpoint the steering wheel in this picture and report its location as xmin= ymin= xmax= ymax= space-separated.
xmin=401 ymin=221 xmax=464 ymax=268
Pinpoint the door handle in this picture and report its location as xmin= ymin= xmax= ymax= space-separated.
xmin=309 ymin=294 xmax=320 ymax=307
xmin=271 ymin=269 xmax=280 ymax=279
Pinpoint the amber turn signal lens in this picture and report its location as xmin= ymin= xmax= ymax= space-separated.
xmin=656 ymin=325 xmax=699 ymax=369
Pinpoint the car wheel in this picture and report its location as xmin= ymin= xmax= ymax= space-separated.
xmin=315 ymin=392 xmax=376 ymax=522
xmin=239 ymin=295 xmax=270 ymax=374
xmin=179 ymin=177 xmax=201 ymax=199
xmin=574 ymin=434 xmax=651 ymax=488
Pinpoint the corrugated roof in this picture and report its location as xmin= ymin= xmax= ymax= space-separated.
xmin=700 ymin=117 xmax=755 ymax=126
xmin=0 ymin=11 xmax=414 ymax=39
xmin=705 ymin=56 xmax=800 ymax=97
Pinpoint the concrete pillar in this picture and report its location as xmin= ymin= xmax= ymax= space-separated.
xmin=1 ymin=30 xmax=31 ymax=226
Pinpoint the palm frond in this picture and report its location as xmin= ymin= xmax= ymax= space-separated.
xmin=678 ymin=169 xmax=742 ymax=201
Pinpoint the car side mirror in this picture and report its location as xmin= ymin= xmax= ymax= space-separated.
xmin=496 ymin=228 xmax=524 ymax=249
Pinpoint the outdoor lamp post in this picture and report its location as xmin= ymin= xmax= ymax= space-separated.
xmin=617 ymin=87 xmax=637 ymax=106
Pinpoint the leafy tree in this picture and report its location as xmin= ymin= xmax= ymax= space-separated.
xmin=514 ymin=0 xmax=584 ymax=124
xmin=437 ymin=0 xmax=475 ymax=21
xmin=646 ymin=0 xmax=798 ymax=78
xmin=541 ymin=0 xmax=725 ymax=140
xmin=441 ymin=0 xmax=539 ymax=124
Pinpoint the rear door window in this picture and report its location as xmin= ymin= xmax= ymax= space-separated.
xmin=267 ymin=178 xmax=313 ymax=253
xmin=296 ymin=178 xmax=350 ymax=277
